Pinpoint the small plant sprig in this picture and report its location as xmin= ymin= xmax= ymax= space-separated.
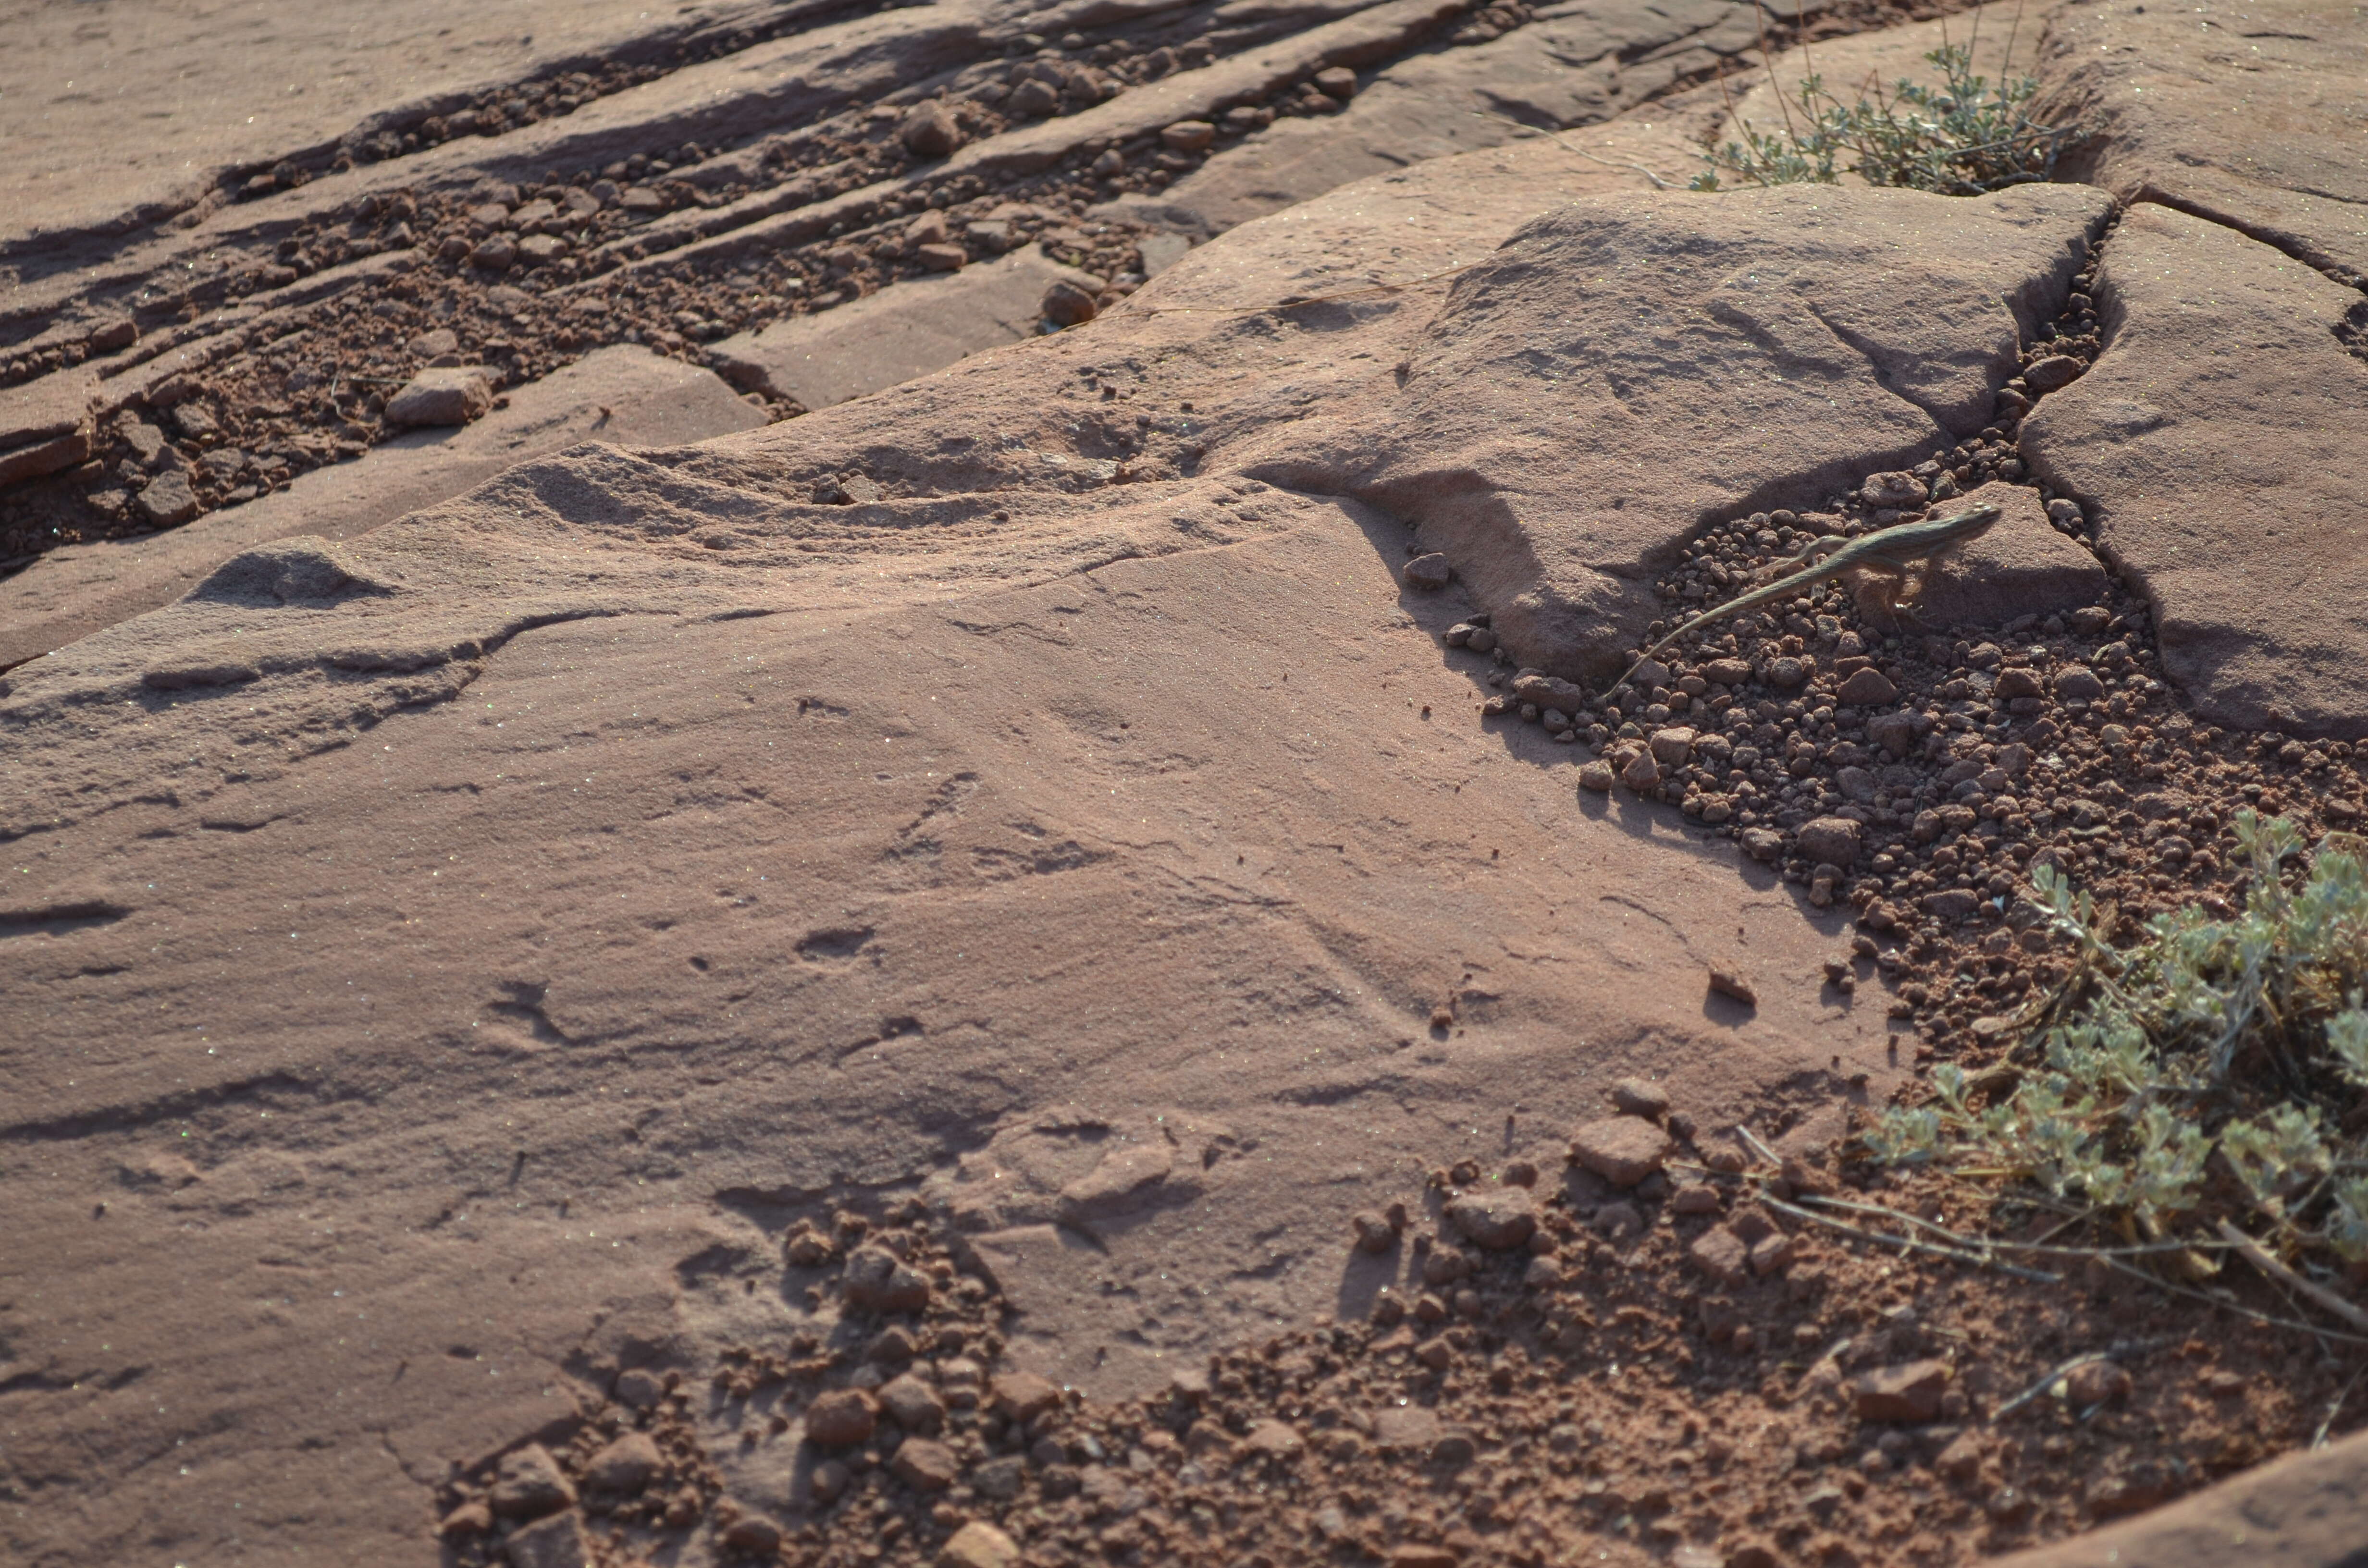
xmin=1692 ymin=45 xmax=2075 ymax=197
xmin=1863 ymin=814 xmax=2368 ymax=1270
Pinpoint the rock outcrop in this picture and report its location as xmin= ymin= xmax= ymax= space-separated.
xmin=2021 ymin=204 xmax=2368 ymax=737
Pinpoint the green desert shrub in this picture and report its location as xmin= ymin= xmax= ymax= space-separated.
xmin=1693 ymin=44 xmax=2074 ymax=196
xmin=1864 ymin=813 xmax=2368 ymax=1265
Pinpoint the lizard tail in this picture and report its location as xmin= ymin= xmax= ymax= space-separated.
xmin=1602 ymin=625 xmax=1691 ymax=701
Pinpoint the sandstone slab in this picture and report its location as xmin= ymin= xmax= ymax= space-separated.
xmin=1911 ymin=480 xmax=2110 ymax=629
xmin=2035 ymin=0 xmax=2368 ymax=286
xmin=2020 ymin=204 xmax=2368 ymax=737
xmin=0 ymin=346 xmax=762 ymax=673
xmin=0 ymin=366 xmax=99 ymax=490
xmin=705 ymin=245 xmax=1104 ymax=410
xmin=1995 ymin=1423 xmax=2368 ymax=1568
xmin=0 ymin=118 xmax=1958 ymax=1568
xmin=1242 ymin=181 xmax=2111 ymax=679
xmin=1145 ymin=0 xmax=1753 ymax=234
xmin=0 ymin=0 xmax=811 ymax=245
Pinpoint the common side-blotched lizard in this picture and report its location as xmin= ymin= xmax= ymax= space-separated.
xmin=1605 ymin=501 xmax=2002 ymax=698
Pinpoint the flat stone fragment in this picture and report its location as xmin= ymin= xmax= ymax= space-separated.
xmin=901 ymin=101 xmax=962 ymax=158
xmin=489 ymin=1444 xmax=576 ymax=1519
xmin=2021 ymin=206 xmax=2368 ymax=737
xmin=805 ymin=1388 xmax=876 ymax=1446
xmin=843 ymin=1244 xmax=932 ymax=1312
xmin=133 ymin=471 xmax=199 ymax=528
xmin=1836 ymin=668 xmax=1895 ymax=705
xmin=1853 ymin=1359 xmax=1950 ymax=1422
xmin=1609 ymin=1077 xmax=1668 ymax=1120
xmin=1512 ymin=672 xmax=1589 ymax=713
xmin=583 ymin=1432 xmax=661 ymax=1493
xmin=1707 ymin=966 xmax=1757 ymax=1005
xmin=722 ymin=1514 xmax=783 ymax=1551
xmin=0 ymin=429 xmax=91 ymax=489
xmin=385 ymin=366 xmax=494 ymax=427
xmin=878 ymin=1372 xmax=945 ymax=1434
xmin=1242 ymin=1418 xmax=1304 ymax=1460
xmin=1647 ymin=726 xmax=1694 ymax=765
xmin=0 ymin=368 xmax=97 ymax=454
xmin=1689 ymin=1225 xmax=1748 ymax=1285
xmin=707 ymin=246 xmax=1105 ymax=407
xmin=1403 ymin=552 xmax=1453 ymax=589
xmin=1569 ymin=1116 xmax=1673 ymax=1188
xmin=1372 ymin=1405 xmax=1441 ymax=1452
xmin=991 ymin=1371 xmax=1061 ymax=1423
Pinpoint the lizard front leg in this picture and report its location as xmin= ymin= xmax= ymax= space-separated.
xmin=1846 ymin=562 xmax=1912 ymax=630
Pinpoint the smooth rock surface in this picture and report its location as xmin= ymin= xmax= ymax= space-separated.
xmin=0 ymin=126 xmax=1909 ymax=1567
xmin=1995 ymin=1423 xmax=2368 ymax=1568
xmin=0 ymin=0 xmax=806 ymax=243
xmin=1147 ymin=0 xmax=1754 ymax=233
xmin=2019 ymin=204 xmax=2368 ymax=737
xmin=2036 ymin=0 xmax=2368 ymax=286
xmin=705 ymin=245 xmax=1105 ymax=409
xmin=0 ymin=346 xmax=762 ymax=672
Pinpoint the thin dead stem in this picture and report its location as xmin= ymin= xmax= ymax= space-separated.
xmin=2220 ymin=1219 xmax=2368 ymax=1334
xmin=1993 ymin=1339 xmax=2181 ymax=1420
xmin=1747 ymin=0 xmax=1803 ymax=147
